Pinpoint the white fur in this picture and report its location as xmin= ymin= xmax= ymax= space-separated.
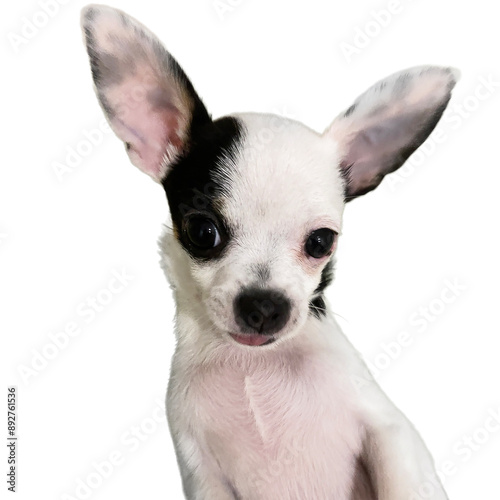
xmin=81 ymin=5 xmax=458 ymax=499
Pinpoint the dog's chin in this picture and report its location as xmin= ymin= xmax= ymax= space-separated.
xmin=229 ymin=332 xmax=277 ymax=347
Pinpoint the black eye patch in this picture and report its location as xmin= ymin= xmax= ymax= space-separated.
xmin=162 ymin=116 xmax=244 ymax=261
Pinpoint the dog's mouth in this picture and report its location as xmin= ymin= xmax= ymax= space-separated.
xmin=229 ymin=333 xmax=276 ymax=347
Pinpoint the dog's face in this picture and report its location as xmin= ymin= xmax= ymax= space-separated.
xmin=82 ymin=5 xmax=457 ymax=348
xmin=163 ymin=112 xmax=345 ymax=346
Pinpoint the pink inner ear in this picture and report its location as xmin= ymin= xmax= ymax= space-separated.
xmin=116 ymin=106 xmax=183 ymax=181
xmin=326 ymin=67 xmax=458 ymax=199
xmin=105 ymin=74 xmax=190 ymax=182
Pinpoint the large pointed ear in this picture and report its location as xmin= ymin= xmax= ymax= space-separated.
xmin=80 ymin=5 xmax=211 ymax=182
xmin=324 ymin=66 xmax=459 ymax=200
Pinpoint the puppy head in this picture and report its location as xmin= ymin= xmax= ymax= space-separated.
xmin=81 ymin=5 xmax=458 ymax=348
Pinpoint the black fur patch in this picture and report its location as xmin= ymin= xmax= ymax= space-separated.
xmin=314 ymin=260 xmax=334 ymax=295
xmin=309 ymin=295 xmax=327 ymax=319
xmin=162 ymin=115 xmax=245 ymax=261
xmin=309 ymin=260 xmax=334 ymax=318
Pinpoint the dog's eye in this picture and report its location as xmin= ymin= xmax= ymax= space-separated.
xmin=305 ymin=228 xmax=336 ymax=259
xmin=185 ymin=216 xmax=221 ymax=249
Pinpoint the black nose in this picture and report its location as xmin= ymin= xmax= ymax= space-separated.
xmin=234 ymin=288 xmax=291 ymax=335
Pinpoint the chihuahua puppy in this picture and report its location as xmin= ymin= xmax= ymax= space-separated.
xmin=81 ymin=5 xmax=457 ymax=499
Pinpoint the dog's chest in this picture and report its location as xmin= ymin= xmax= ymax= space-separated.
xmin=187 ymin=354 xmax=364 ymax=499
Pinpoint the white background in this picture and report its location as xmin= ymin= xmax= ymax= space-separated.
xmin=2 ymin=0 xmax=500 ymax=499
